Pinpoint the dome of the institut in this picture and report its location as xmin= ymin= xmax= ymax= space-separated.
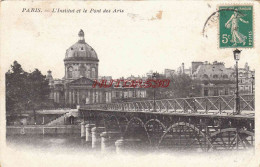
xmin=64 ymin=29 xmax=99 ymax=61
xmin=64 ymin=29 xmax=99 ymax=80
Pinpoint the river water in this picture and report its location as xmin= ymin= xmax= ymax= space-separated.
xmin=6 ymin=133 xmax=254 ymax=155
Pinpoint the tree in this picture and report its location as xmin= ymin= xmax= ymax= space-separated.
xmin=146 ymin=73 xmax=202 ymax=99
xmin=6 ymin=61 xmax=28 ymax=116
xmin=6 ymin=61 xmax=51 ymax=123
xmin=27 ymin=69 xmax=50 ymax=122
xmin=166 ymin=74 xmax=202 ymax=98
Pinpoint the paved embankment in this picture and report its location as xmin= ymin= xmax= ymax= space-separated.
xmin=6 ymin=125 xmax=80 ymax=135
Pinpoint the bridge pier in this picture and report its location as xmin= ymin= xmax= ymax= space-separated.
xmin=100 ymin=131 xmax=122 ymax=153
xmin=100 ymin=132 xmax=109 ymax=152
xmin=80 ymin=122 xmax=86 ymax=138
xmin=85 ymin=124 xmax=95 ymax=142
xmin=91 ymin=127 xmax=105 ymax=148
xmin=115 ymin=137 xmax=125 ymax=154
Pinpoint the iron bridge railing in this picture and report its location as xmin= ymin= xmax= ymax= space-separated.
xmin=81 ymin=94 xmax=255 ymax=115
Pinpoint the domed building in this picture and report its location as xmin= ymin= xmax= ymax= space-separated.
xmin=48 ymin=29 xmax=148 ymax=108
xmin=64 ymin=29 xmax=99 ymax=81
xmin=49 ymin=30 xmax=112 ymax=107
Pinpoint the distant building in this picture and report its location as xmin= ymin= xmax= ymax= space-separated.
xmin=192 ymin=61 xmax=234 ymax=81
xmin=201 ymin=83 xmax=236 ymax=96
xmin=191 ymin=62 xmax=204 ymax=74
xmin=177 ymin=63 xmax=191 ymax=76
xmin=98 ymin=76 xmax=113 ymax=81
xmin=238 ymin=63 xmax=255 ymax=94
xmin=164 ymin=69 xmax=175 ymax=78
xmin=192 ymin=61 xmax=255 ymax=96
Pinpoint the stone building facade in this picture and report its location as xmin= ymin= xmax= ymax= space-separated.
xmin=48 ymin=30 xmax=147 ymax=107
xmin=191 ymin=61 xmax=254 ymax=96
xmin=192 ymin=61 xmax=235 ymax=81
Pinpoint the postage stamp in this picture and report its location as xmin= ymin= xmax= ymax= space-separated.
xmin=219 ymin=5 xmax=253 ymax=48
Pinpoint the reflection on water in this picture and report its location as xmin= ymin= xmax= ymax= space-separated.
xmin=7 ymin=134 xmax=92 ymax=153
xmin=6 ymin=134 xmax=254 ymax=155
xmin=7 ymin=134 xmax=154 ymax=154
xmin=5 ymin=134 xmax=256 ymax=167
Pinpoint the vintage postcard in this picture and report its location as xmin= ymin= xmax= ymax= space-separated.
xmin=0 ymin=1 xmax=260 ymax=167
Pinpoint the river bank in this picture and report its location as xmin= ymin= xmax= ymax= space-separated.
xmin=6 ymin=125 xmax=80 ymax=135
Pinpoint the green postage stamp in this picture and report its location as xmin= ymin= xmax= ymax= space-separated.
xmin=219 ymin=6 xmax=253 ymax=48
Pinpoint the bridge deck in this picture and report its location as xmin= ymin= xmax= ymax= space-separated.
xmin=80 ymin=108 xmax=254 ymax=120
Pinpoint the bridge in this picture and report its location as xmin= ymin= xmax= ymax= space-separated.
xmin=79 ymin=94 xmax=255 ymax=152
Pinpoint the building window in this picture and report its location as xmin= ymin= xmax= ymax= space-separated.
xmin=223 ymin=74 xmax=228 ymax=79
xmin=92 ymin=68 xmax=96 ymax=78
xmin=224 ymin=88 xmax=228 ymax=95
xmin=204 ymin=89 xmax=209 ymax=96
xmin=213 ymin=75 xmax=218 ymax=79
xmin=67 ymin=67 xmax=73 ymax=78
xmin=133 ymin=90 xmax=136 ymax=97
xmin=79 ymin=65 xmax=86 ymax=77
xmin=85 ymin=71 xmax=90 ymax=78
xmin=116 ymin=91 xmax=120 ymax=98
xmin=213 ymin=89 xmax=218 ymax=96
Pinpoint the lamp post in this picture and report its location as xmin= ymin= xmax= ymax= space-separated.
xmin=152 ymin=72 xmax=157 ymax=112
xmin=190 ymin=85 xmax=195 ymax=97
xmin=233 ymin=49 xmax=241 ymax=115
xmin=191 ymin=85 xmax=196 ymax=112
xmin=251 ymin=74 xmax=254 ymax=94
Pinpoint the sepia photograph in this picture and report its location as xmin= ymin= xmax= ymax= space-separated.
xmin=0 ymin=1 xmax=260 ymax=167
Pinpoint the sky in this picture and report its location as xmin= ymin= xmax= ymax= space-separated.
xmin=1 ymin=1 xmax=259 ymax=79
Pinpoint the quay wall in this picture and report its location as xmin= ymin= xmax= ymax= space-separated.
xmin=6 ymin=125 xmax=80 ymax=135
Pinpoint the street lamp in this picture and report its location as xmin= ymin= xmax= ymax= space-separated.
xmin=251 ymin=74 xmax=255 ymax=94
xmin=152 ymin=72 xmax=157 ymax=112
xmin=233 ymin=49 xmax=241 ymax=115
xmin=190 ymin=85 xmax=195 ymax=97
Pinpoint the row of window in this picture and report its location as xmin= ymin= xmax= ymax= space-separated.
xmin=67 ymin=66 xmax=96 ymax=78
xmin=112 ymin=90 xmax=146 ymax=98
xmin=204 ymin=86 xmax=252 ymax=96
xmin=199 ymin=73 xmax=254 ymax=80
xmin=239 ymin=85 xmax=251 ymax=91
xmin=202 ymin=74 xmax=229 ymax=79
